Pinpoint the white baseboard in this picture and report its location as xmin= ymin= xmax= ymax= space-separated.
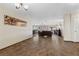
xmin=64 ymin=40 xmax=79 ymax=42
xmin=72 ymin=40 xmax=79 ymax=42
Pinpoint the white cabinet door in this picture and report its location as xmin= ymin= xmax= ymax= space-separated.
xmin=73 ymin=15 xmax=79 ymax=42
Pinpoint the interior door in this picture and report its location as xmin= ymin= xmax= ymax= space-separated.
xmin=73 ymin=15 xmax=79 ymax=42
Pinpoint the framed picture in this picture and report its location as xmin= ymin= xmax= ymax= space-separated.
xmin=4 ymin=15 xmax=27 ymax=27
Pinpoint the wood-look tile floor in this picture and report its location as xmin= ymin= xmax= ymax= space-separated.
xmin=0 ymin=34 xmax=79 ymax=56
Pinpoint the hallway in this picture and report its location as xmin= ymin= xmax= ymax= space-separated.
xmin=0 ymin=35 xmax=79 ymax=56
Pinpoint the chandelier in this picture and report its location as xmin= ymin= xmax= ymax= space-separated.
xmin=15 ymin=3 xmax=29 ymax=11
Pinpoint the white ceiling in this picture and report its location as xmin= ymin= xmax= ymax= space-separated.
xmin=0 ymin=3 xmax=79 ymax=20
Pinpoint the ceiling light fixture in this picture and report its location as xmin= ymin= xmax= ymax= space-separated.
xmin=15 ymin=3 xmax=29 ymax=11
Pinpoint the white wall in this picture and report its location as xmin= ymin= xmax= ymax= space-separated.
xmin=64 ymin=11 xmax=79 ymax=42
xmin=64 ymin=13 xmax=72 ymax=41
xmin=0 ymin=6 xmax=32 ymax=49
xmin=32 ymin=18 xmax=63 ymax=25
